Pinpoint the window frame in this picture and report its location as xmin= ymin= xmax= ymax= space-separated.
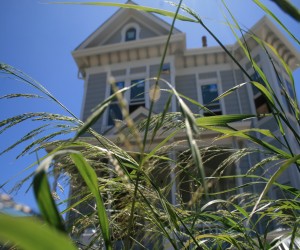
xmin=125 ymin=28 xmax=137 ymax=42
xmin=105 ymin=73 xmax=146 ymax=126
xmin=107 ymin=81 xmax=125 ymax=126
xmin=197 ymin=77 xmax=223 ymax=116
xmin=121 ymin=22 xmax=141 ymax=42
xmin=250 ymin=69 xmax=271 ymax=117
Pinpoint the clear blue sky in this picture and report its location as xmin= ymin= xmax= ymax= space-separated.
xmin=0 ymin=0 xmax=299 ymax=211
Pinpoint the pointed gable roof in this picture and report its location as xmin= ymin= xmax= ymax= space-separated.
xmin=75 ymin=1 xmax=182 ymax=50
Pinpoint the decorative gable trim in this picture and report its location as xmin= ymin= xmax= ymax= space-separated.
xmin=121 ymin=22 xmax=141 ymax=42
xmin=75 ymin=3 xmax=182 ymax=50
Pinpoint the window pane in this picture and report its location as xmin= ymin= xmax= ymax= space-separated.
xmin=201 ymin=84 xmax=221 ymax=115
xmin=108 ymin=103 xmax=122 ymax=126
xmin=255 ymin=94 xmax=270 ymax=116
xmin=201 ymin=84 xmax=219 ymax=104
xmin=129 ymin=103 xmax=145 ymax=114
xmin=130 ymin=79 xmax=145 ymax=103
xmin=125 ymin=28 xmax=136 ymax=41
xmin=110 ymin=81 xmax=125 ymax=96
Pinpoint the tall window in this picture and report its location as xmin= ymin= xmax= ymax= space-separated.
xmin=125 ymin=28 xmax=136 ymax=41
xmin=108 ymin=81 xmax=124 ymax=126
xmin=201 ymin=83 xmax=222 ymax=116
xmin=251 ymin=72 xmax=270 ymax=116
xmin=129 ymin=79 xmax=145 ymax=113
xmin=107 ymin=79 xmax=145 ymax=126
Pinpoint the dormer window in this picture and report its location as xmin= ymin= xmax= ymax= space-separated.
xmin=121 ymin=22 xmax=140 ymax=42
xmin=125 ymin=28 xmax=136 ymax=41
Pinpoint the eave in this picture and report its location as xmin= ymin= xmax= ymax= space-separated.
xmin=72 ymin=33 xmax=186 ymax=76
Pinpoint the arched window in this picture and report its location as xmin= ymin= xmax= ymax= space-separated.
xmin=125 ymin=28 xmax=136 ymax=41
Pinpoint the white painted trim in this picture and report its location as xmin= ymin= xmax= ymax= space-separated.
xmin=72 ymin=33 xmax=185 ymax=58
xmin=121 ymin=22 xmax=141 ymax=42
xmin=145 ymin=65 xmax=150 ymax=109
xmin=96 ymin=56 xmax=175 ymax=129
xmin=85 ymin=56 xmax=174 ymax=75
xmin=101 ymin=66 xmax=152 ymax=129
xmin=170 ymin=59 xmax=177 ymax=112
xmin=100 ymin=15 xmax=133 ymax=45
xmin=75 ymin=4 xmax=182 ymax=50
xmin=196 ymin=74 xmax=224 ymax=116
xmin=80 ymin=74 xmax=90 ymax=120
xmin=176 ymin=64 xmax=232 ymax=76
xmin=184 ymin=45 xmax=233 ymax=56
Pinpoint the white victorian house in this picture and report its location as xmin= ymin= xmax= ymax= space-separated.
xmin=70 ymin=1 xmax=300 ymax=248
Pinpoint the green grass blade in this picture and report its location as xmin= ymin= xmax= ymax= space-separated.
xmin=0 ymin=214 xmax=77 ymax=250
xmin=196 ymin=114 xmax=256 ymax=126
xmin=70 ymin=153 xmax=112 ymax=250
xmin=270 ymin=0 xmax=300 ymax=22
xmin=250 ymin=154 xmax=300 ymax=219
xmin=33 ymin=159 xmax=65 ymax=232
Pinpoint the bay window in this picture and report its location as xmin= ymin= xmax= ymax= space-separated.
xmin=107 ymin=78 xmax=145 ymax=126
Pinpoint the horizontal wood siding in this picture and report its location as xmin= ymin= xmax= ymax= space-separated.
xmin=258 ymin=117 xmax=278 ymax=132
xmin=139 ymin=22 xmax=159 ymax=39
xmin=150 ymin=64 xmax=172 ymax=114
xmin=103 ymin=29 xmax=122 ymax=45
xmin=83 ymin=73 xmax=107 ymax=133
xmin=234 ymin=69 xmax=252 ymax=114
xmin=103 ymin=18 xmax=159 ymax=45
xmin=220 ymin=70 xmax=241 ymax=114
xmin=175 ymin=74 xmax=198 ymax=114
xmin=245 ymin=54 xmax=260 ymax=70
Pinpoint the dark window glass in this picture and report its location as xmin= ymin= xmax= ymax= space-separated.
xmin=108 ymin=81 xmax=125 ymax=126
xmin=250 ymin=72 xmax=271 ymax=116
xmin=108 ymin=103 xmax=122 ymax=126
xmin=110 ymin=81 xmax=125 ymax=95
xmin=130 ymin=79 xmax=144 ymax=103
xmin=201 ymin=84 xmax=222 ymax=116
xmin=255 ymin=94 xmax=270 ymax=117
xmin=162 ymin=64 xmax=170 ymax=74
xmin=125 ymin=28 xmax=136 ymax=41
xmin=129 ymin=79 xmax=145 ymax=113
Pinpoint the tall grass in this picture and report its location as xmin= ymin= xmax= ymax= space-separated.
xmin=0 ymin=1 xmax=300 ymax=249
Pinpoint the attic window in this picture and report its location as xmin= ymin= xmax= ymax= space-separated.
xmin=121 ymin=22 xmax=140 ymax=42
xmin=125 ymin=28 xmax=136 ymax=41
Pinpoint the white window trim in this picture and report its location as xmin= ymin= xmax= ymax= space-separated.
xmin=89 ymin=57 xmax=174 ymax=129
xmin=196 ymin=75 xmax=224 ymax=116
xmin=121 ymin=22 xmax=141 ymax=42
xmin=104 ymin=71 xmax=147 ymax=127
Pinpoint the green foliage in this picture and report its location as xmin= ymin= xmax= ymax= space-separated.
xmin=0 ymin=214 xmax=77 ymax=250
xmin=1 ymin=0 xmax=300 ymax=249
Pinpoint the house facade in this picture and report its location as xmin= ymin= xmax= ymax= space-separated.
xmin=71 ymin=1 xmax=300 ymax=247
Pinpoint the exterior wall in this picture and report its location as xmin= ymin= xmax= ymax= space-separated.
xmin=103 ymin=18 xmax=159 ymax=45
xmin=78 ymin=14 xmax=300 ymax=198
xmin=149 ymin=64 xmax=172 ymax=114
xmin=220 ymin=70 xmax=241 ymax=114
xmin=175 ymin=74 xmax=198 ymax=113
xmin=82 ymin=72 xmax=107 ymax=132
xmin=235 ymin=69 xmax=252 ymax=114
